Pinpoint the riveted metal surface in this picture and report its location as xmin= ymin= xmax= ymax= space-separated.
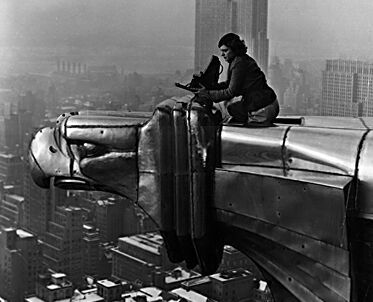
xmin=356 ymin=131 xmax=373 ymax=214
xmin=214 ymin=169 xmax=352 ymax=248
xmin=221 ymin=125 xmax=288 ymax=168
xmin=187 ymin=104 xmax=211 ymax=238
xmin=222 ymin=225 xmax=350 ymax=302
xmin=138 ymin=104 xmax=176 ymax=228
xmin=173 ymin=102 xmax=191 ymax=237
xmin=187 ymin=101 xmax=223 ymax=275
xmin=214 ymin=209 xmax=349 ymax=275
xmin=31 ymin=99 xmax=373 ymax=300
xmin=285 ymin=127 xmax=364 ymax=175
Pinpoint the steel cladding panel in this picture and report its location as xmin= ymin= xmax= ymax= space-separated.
xmin=357 ymin=131 xmax=373 ymax=214
xmin=64 ymin=115 xmax=140 ymax=150
xmin=221 ymin=125 xmax=287 ymax=168
xmin=173 ymin=103 xmax=191 ymax=237
xmin=285 ymin=127 xmax=364 ymax=176
xmin=214 ymin=169 xmax=351 ymax=248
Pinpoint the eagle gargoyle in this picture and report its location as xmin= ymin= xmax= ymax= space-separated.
xmin=29 ymin=95 xmax=373 ymax=302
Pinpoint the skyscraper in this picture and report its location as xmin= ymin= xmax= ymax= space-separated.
xmin=0 ymin=228 xmax=42 ymax=302
xmin=42 ymin=206 xmax=83 ymax=286
xmin=321 ymin=59 xmax=373 ymax=117
xmin=195 ymin=0 xmax=269 ymax=73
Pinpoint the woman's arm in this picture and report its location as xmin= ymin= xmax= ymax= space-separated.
xmin=208 ymin=58 xmax=248 ymax=103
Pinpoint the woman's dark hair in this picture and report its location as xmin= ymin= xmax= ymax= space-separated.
xmin=218 ymin=33 xmax=247 ymax=56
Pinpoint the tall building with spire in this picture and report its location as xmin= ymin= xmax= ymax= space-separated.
xmin=195 ymin=0 xmax=269 ymax=73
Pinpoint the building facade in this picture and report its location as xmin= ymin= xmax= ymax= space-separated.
xmin=218 ymin=245 xmax=259 ymax=274
xmin=34 ymin=273 xmax=74 ymax=302
xmin=0 ymin=228 xmax=42 ymax=302
xmin=42 ymin=206 xmax=83 ymax=286
xmin=0 ymin=153 xmax=23 ymax=192
xmin=321 ymin=59 xmax=373 ymax=117
xmin=0 ymin=193 xmax=25 ymax=228
xmin=96 ymin=197 xmax=125 ymax=243
xmin=112 ymin=233 xmax=174 ymax=285
xmin=82 ymin=224 xmax=100 ymax=277
xmin=195 ymin=0 xmax=269 ymax=73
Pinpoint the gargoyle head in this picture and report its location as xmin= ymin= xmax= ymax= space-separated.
xmin=29 ymin=97 xmax=224 ymax=276
xmin=29 ymin=112 xmax=148 ymax=201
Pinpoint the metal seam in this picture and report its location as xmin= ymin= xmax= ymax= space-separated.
xmin=281 ymin=126 xmax=292 ymax=176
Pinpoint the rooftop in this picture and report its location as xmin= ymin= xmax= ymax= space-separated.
xmin=165 ymin=267 xmax=200 ymax=284
xmin=16 ymin=229 xmax=34 ymax=239
xmin=52 ymin=273 xmax=67 ymax=279
xmin=210 ymin=269 xmax=253 ymax=282
xmin=181 ymin=276 xmax=211 ymax=288
xmin=140 ymin=287 xmax=162 ymax=298
xmin=96 ymin=279 xmax=119 ymax=288
xmin=6 ymin=194 xmax=24 ymax=203
xmin=47 ymin=284 xmax=60 ymax=290
xmin=119 ymin=233 xmax=163 ymax=255
xmin=25 ymin=297 xmax=45 ymax=302
xmin=171 ymin=288 xmax=209 ymax=302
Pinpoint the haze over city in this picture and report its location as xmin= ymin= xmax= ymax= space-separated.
xmin=1 ymin=0 xmax=373 ymax=75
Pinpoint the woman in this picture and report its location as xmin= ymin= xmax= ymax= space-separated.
xmin=194 ymin=33 xmax=279 ymax=125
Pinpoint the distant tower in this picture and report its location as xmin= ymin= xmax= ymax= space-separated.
xmin=321 ymin=59 xmax=373 ymax=117
xmin=195 ymin=0 xmax=269 ymax=73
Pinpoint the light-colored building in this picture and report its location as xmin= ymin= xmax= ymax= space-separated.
xmin=321 ymin=59 xmax=373 ymax=117
xmin=0 ymin=228 xmax=42 ymax=302
xmin=195 ymin=0 xmax=269 ymax=73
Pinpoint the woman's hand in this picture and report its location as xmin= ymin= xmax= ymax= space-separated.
xmin=191 ymin=84 xmax=213 ymax=107
xmin=191 ymin=84 xmax=210 ymax=99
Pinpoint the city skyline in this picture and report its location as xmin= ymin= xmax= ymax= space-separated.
xmin=2 ymin=2 xmax=373 ymax=301
xmin=1 ymin=1 xmax=373 ymax=75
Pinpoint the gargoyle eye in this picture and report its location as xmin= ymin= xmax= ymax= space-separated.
xmin=80 ymin=143 xmax=107 ymax=158
xmin=83 ymin=143 xmax=97 ymax=152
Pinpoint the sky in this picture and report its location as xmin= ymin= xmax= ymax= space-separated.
xmin=1 ymin=0 xmax=373 ymax=74
xmin=269 ymin=0 xmax=373 ymax=60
